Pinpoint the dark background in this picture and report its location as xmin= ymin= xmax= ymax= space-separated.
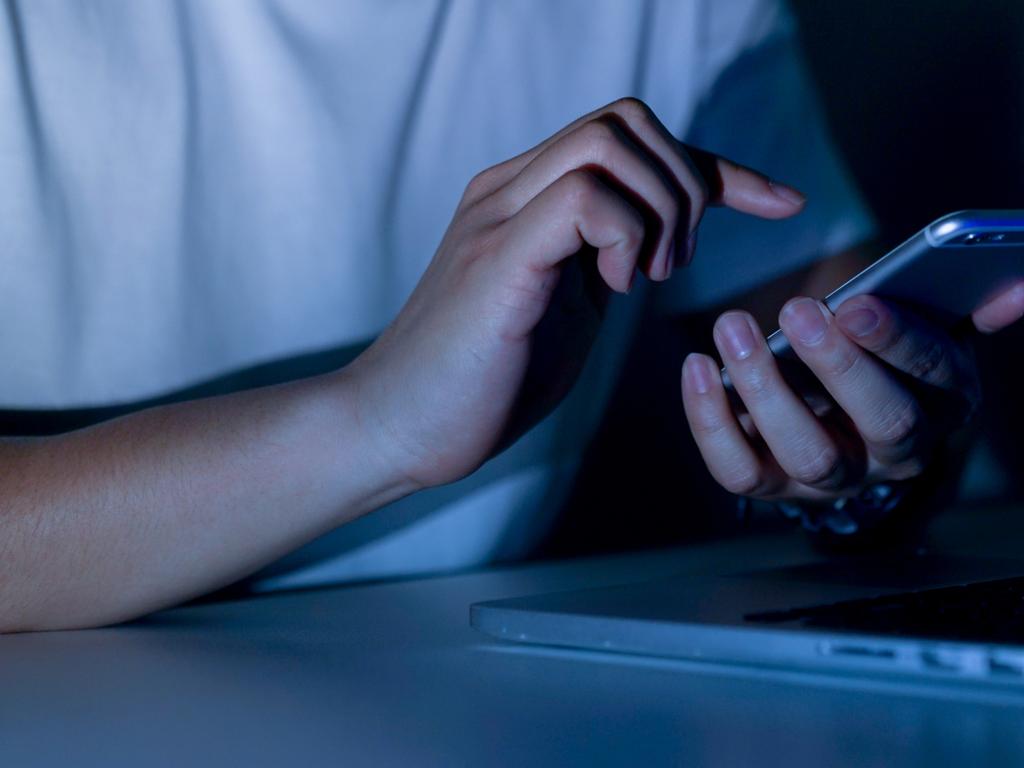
xmin=542 ymin=0 xmax=1024 ymax=558
xmin=793 ymin=0 xmax=1024 ymax=242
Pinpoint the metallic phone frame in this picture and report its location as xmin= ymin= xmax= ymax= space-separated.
xmin=723 ymin=209 xmax=1024 ymax=382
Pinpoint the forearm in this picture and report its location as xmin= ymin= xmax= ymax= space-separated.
xmin=0 ymin=371 xmax=412 ymax=633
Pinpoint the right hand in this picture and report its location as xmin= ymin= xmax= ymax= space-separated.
xmin=346 ymin=98 xmax=806 ymax=490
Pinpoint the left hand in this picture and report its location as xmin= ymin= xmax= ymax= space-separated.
xmin=681 ymin=282 xmax=1024 ymax=502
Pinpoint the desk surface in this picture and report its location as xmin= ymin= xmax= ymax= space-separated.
xmin=4 ymin=508 xmax=1024 ymax=767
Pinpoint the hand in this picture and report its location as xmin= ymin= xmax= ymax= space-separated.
xmin=346 ymin=98 xmax=806 ymax=490
xmin=682 ymin=281 xmax=1024 ymax=502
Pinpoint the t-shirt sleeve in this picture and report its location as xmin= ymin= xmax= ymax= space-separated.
xmin=655 ymin=0 xmax=876 ymax=314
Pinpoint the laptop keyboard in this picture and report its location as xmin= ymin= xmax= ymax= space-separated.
xmin=745 ymin=575 xmax=1024 ymax=643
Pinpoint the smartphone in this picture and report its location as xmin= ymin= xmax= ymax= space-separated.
xmin=723 ymin=209 xmax=1024 ymax=386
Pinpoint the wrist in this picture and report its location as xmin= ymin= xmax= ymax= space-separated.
xmin=315 ymin=369 xmax=422 ymax=520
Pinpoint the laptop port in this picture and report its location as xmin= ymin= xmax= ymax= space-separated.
xmin=819 ymin=642 xmax=897 ymax=660
xmin=920 ymin=648 xmax=986 ymax=675
xmin=988 ymin=652 xmax=1024 ymax=678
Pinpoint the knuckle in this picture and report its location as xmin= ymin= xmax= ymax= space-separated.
xmin=464 ymin=166 xmax=502 ymax=201
xmin=872 ymin=399 xmax=921 ymax=449
xmin=735 ymin=365 xmax=775 ymax=404
xmin=689 ymin=410 xmax=728 ymax=439
xmin=790 ymin=446 xmax=843 ymax=487
xmin=577 ymin=119 xmax=619 ymax=157
xmin=720 ymin=466 xmax=764 ymax=497
xmin=620 ymin=215 xmax=645 ymax=252
xmin=612 ymin=96 xmax=654 ymax=123
xmin=822 ymin=343 xmax=861 ymax=380
xmin=461 ymin=189 xmax=508 ymax=224
xmin=561 ymin=168 xmax=599 ymax=205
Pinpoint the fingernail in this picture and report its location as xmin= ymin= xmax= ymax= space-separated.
xmin=783 ymin=298 xmax=829 ymax=345
xmin=684 ymin=354 xmax=712 ymax=395
xmin=718 ymin=313 xmax=757 ymax=360
xmin=838 ymin=307 xmax=879 ymax=338
xmin=768 ymin=180 xmax=806 ymax=207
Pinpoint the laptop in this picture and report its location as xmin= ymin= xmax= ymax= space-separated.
xmin=471 ymin=553 xmax=1024 ymax=687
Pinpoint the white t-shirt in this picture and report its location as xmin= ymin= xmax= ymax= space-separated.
xmin=0 ymin=0 xmax=873 ymax=590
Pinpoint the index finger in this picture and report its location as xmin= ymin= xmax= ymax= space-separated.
xmin=687 ymin=146 xmax=807 ymax=220
xmin=468 ymin=98 xmax=807 ymax=225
